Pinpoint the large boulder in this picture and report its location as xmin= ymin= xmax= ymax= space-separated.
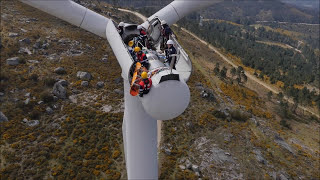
xmin=54 ymin=67 xmax=66 ymax=74
xmin=7 ymin=57 xmax=20 ymax=65
xmin=8 ymin=32 xmax=19 ymax=37
xmin=52 ymin=81 xmax=67 ymax=99
xmin=81 ymin=81 xmax=89 ymax=87
xmin=77 ymin=71 xmax=92 ymax=80
xmin=96 ymin=81 xmax=104 ymax=88
xmin=0 ymin=111 xmax=8 ymax=122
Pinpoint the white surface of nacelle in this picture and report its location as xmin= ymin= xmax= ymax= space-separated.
xmin=140 ymin=69 xmax=190 ymax=120
xmin=20 ymin=0 xmax=109 ymax=38
xmin=142 ymin=0 xmax=220 ymax=28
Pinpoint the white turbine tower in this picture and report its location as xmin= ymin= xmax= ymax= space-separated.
xmin=19 ymin=0 xmax=219 ymax=179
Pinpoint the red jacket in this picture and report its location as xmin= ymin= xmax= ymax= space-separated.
xmin=139 ymin=78 xmax=152 ymax=92
xmin=140 ymin=29 xmax=147 ymax=36
xmin=136 ymin=52 xmax=147 ymax=62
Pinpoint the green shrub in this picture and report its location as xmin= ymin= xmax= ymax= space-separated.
xmin=280 ymin=119 xmax=291 ymax=129
xmin=230 ymin=110 xmax=250 ymax=122
xmin=18 ymin=57 xmax=26 ymax=64
xmin=29 ymin=74 xmax=39 ymax=82
xmin=29 ymin=109 xmax=41 ymax=119
xmin=44 ymin=78 xmax=56 ymax=87
xmin=40 ymin=91 xmax=54 ymax=103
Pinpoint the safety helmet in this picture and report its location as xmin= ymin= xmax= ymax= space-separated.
xmin=119 ymin=22 xmax=124 ymax=27
xmin=137 ymin=25 xmax=143 ymax=30
xmin=134 ymin=47 xmax=141 ymax=52
xmin=161 ymin=20 xmax=167 ymax=25
xmin=141 ymin=72 xmax=148 ymax=79
xmin=128 ymin=40 xmax=134 ymax=47
xmin=166 ymin=39 xmax=174 ymax=45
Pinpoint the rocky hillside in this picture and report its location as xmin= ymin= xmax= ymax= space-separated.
xmin=1 ymin=0 xmax=319 ymax=179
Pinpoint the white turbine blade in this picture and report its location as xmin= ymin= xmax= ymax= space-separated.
xmin=20 ymin=0 xmax=109 ymax=38
xmin=142 ymin=0 xmax=220 ymax=28
xmin=123 ymin=80 xmax=158 ymax=179
xmin=105 ymin=21 xmax=133 ymax=79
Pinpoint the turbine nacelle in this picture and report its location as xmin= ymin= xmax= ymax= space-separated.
xmin=140 ymin=72 xmax=190 ymax=120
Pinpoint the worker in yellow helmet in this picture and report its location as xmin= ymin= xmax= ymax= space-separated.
xmin=128 ymin=40 xmax=136 ymax=58
xmin=134 ymin=47 xmax=149 ymax=68
xmin=139 ymin=71 xmax=152 ymax=97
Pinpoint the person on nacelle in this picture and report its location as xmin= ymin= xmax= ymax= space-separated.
xmin=137 ymin=25 xmax=148 ymax=48
xmin=161 ymin=20 xmax=173 ymax=48
xmin=128 ymin=40 xmax=136 ymax=59
xmin=165 ymin=40 xmax=177 ymax=70
xmin=139 ymin=71 xmax=152 ymax=97
xmin=134 ymin=47 xmax=149 ymax=68
xmin=118 ymin=22 xmax=124 ymax=36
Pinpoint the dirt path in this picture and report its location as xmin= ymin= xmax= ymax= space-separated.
xmin=181 ymin=28 xmax=319 ymax=118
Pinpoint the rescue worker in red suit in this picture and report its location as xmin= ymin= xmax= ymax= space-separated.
xmin=139 ymin=71 xmax=152 ymax=97
xmin=134 ymin=47 xmax=149 ymax=69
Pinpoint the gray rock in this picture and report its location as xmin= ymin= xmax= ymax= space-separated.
xmin=25 ymin=92 xmax=31 ymax=97
xmin=200 ymin=89 xmax=215 ymax=101
xmin=209 ymin=147 xmax=235 ymax=164
xmin=33 ymin=42 xmax=41 ymax=49
xmin=253 ymin=149 xmax=267 ymax=164
xmin=114 ymin=89 xmax=123 ymax=95
xmin=101 ymin=57 xmax=108 ymax=63
xmin=185 ymin=159 xmax=192 ymax=169
xmin=164 ymin=147 xmax=171 ymax=155
xmin=46 ymin=107 xmax=53 ymax=114
xmin=0 ymin=92 xmax=4 ymax=96
xmin=274 ymin=135 xmax=295 ymax=154
xmin=7 ymin=57 xmax=20 ymax=65
xmin=52 ymin=82 xmax=67 ymax=99
xmin=58 ymin=38 xmax=70 ymax=44
xmin=58 ymin=80 xmax=68 ymax=87
xmin=69 ymin=95 xmax=77 ymax=103
xmin=37 ymin=101 xmax=44 ymax=105
xmin=19 ymin=47 xmax=32 ymax=55
xmin=77 ymin=71 xmax=92 ymax=80
xmin=20 ymin=28 xmax=28 ymax=33
xmin=24 ymin=98 xmax=30 ymax=105
xmin=54 ymin=67 xmax=66 ymax=74
xmin=96 ymin=81 xmax=104 ymax=88
xmin=277 ymin=173 xmax=288 ymax=180
xmin=27 ymin=120 xmax=39 ymax=127
xmin=19 ymin=38 xmax=31 ymax=44
xmin=8 ymin=32 xmax=19 ymax=37
xmin=195 ymin=172 xmax=201 ymax=177
xmin=224 ymin=133 xmax=234 ymax=142
xmin=179 ymin=165 xmax=186 ymax=170
xmin=81 ymin=81 xmax=89 ymax=87
xmin=70 ymin=49 xmax=83 ymax=56
xmin=101 ymin=105 xmax=112 ymax=113
xmin=0 ymin=111 xmax=8 ymax=122
xmin=179 ymin=157 xmax=186 ymax=164
xmin=27 ymin=60 xmax=39 ymax=64
xmin=268 ymin=171 xmax=277 ymax=180
xmin=42 ymin=43 xmax=49 ymax=49
xmin=22 ymin=118 xmax=28 ymax=123
xmin=47 ymin=53 xmax=60 ymax=61
xmin=192 ymin=165 xmax=200 ymax=172
xmin=114 ymin=77 xmax=122 ymax=84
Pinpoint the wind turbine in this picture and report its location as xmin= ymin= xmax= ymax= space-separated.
xmin=19 ymin=0 xmax=219 ymax=179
